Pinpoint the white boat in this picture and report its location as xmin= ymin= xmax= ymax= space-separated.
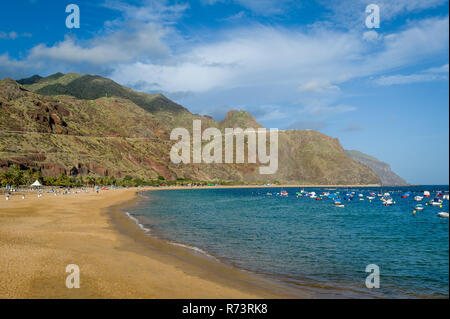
xmin=334 ymin=200 xmax=345 ymax=208
xmin=367 ymin=196 xmax=375 ymax=200
xmin=443 ymin=194 xmax=449 ymax=200
xmin=430 ymin=198 xmax=443 ymax=206
xmin=414 ymin=196 xmax=423 ymax=201
xmin=424 ymin=191 xmax=431 ymax=197
xmin=381 ymin=196 xmax=394 ymax=206
xmin=437 ymin=212 xmax=449 ymax=218
xmin=415 ymin=204 xmax=424 ymax=211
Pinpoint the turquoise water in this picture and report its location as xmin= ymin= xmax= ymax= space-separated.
xmin=128 ymin=186 xmax=449 ymax=298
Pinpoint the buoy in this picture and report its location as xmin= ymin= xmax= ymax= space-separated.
xmin=413 ymin=210 xmax=416 ymax=214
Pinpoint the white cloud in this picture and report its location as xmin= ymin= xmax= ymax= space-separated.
xmin=111 ymin=25 xmax=363 ymax=93
xmin=109 ymin=16 xmax=448 ymax=97
xmin=374 ymin=73 xmax=448 ymax=86
xmin=202 ymin=0 xmax=296 ymax=15
xmin=363 ymin=30 xmax=381 ymax=42
xmin=102 ymin=0 xmax=189 ymax=24
xmin=0 ymin=54 xmax=34 ymax=79
xmin=425 ymin=63 xmax=449 ymax=73
xmin=298 ymin=80 xmax=340 ymax=93
xmin=298 ymin=103 xmax=357 ymax=116
xmin=320 ymin=0 xmax=448 ymax=29
xmin=374 ymin=63 xmax=449 ymax=86
xmin=0 ymin=31 xmax=30 ymax=40
xmin=28 ymin=23 xmax=169 ymax=64
xmin=342 ymin=124 xmax=365 ymax=132
xmin=288 ymin=120 xmax=328 ymax=130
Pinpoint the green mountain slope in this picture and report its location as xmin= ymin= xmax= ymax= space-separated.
xmin=19 ymin=73 xmax=188 ymax=114
xmin=345 ymin=150 xmax=407 ymax=185
xmin=1 ymin=76 xmax=381 ymax=185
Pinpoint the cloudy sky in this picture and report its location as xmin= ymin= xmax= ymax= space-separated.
xmin=0 ymin=0 xmax=449 ymax=184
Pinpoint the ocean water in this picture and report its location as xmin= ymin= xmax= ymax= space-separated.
xmin=127 ymin=186 xmax=449 ymax=298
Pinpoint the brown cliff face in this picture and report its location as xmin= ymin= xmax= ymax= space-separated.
xmin=345 ymin=150 xmax=407 ymax=186
xmin=0 ymin=75 xmax=381 ymax=185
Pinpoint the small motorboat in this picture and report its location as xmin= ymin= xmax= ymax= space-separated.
xmin=437 ymin=212 xmax=449 ymax=218
xmin=334 ymin=200 xmax=345 ymax=207
xmin=401 ymin=192 xmax=411 ymax=199
xmin=414 ymin=196 xmax=423 ymax=201
xmin=424 ymin=191 xmax=431 ymax=197
xmin=367 ymin=196 xmax=376 ymax=200
xmin=430 ymin=198 xmax=443 ymax=206
xmin=415 ymin=204 xmax=424 ymax=211
xmin=381 ymin=195 xmax=394 ymax=206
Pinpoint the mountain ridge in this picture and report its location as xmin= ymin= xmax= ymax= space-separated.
xmin=345 ymin=150 xmax=407 ymax=186
xmin=1 ymin=74 xmax=382 ymax=185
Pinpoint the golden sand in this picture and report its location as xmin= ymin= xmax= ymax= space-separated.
xmin=0 ymin=188 xmax=304 ymax=299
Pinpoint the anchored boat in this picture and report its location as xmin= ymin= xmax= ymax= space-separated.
xmin=415 ymin=204 xmax=425 ymax=211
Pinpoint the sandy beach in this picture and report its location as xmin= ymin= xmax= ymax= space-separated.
xmin=0 ymin=187 xmax=305 ymax=299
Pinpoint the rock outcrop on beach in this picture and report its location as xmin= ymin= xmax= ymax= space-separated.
xmin=345 ymin=150 xmax=407 ymax=186
xmin=1 ymin=74 xmax=381 ymax=185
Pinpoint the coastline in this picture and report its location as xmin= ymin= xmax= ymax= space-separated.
xmin=0 ymin=187 xmax=305 ymax=298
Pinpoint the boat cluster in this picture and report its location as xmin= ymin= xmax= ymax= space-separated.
xmin=266 ymin=189 xmax=449 ymax=218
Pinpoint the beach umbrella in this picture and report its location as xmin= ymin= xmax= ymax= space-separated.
xmin=30 ymin=180 xmax=42 ymax=187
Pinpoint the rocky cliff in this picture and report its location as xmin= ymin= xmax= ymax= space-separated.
xmin=0 ymin=74 xmax=381 ymax=185
xmin=345 ymin=150 xmax=407 ymax=185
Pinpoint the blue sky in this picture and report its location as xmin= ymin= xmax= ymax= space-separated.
xmin=0 ymin=0 xmax=449 ymax=184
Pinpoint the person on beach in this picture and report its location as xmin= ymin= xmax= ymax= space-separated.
xmin=22 ymin=195 xmax=25 ymax=200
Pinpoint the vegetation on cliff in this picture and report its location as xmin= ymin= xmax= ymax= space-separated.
xmin=1 ymin=74 xmax=382 ymax=185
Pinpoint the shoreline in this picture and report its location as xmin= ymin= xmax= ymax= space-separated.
xmin=119 ymin=190 xmax=377 ymax=299
xmin=107 ymin=190 xmax=308 ymax=299
xmin=0 ymin=187 xmax=305 ymax=298
xmin=123 ymin=186 xmax=449 ymax=299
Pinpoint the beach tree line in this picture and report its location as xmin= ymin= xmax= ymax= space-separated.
xmin=0 ymin=165 xmax=266 ymax=188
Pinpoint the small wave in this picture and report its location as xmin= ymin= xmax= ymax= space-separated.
xmin=169 ymin=242 xmax=219 ymax=261
xmin=125 ymin=212 xmax=218 ymax=261
xmin=125 ymin=212 xmax=151 ymax=234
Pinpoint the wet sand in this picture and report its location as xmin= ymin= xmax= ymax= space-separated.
xmin=0 ymin=187 xmax=306 ymax=299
